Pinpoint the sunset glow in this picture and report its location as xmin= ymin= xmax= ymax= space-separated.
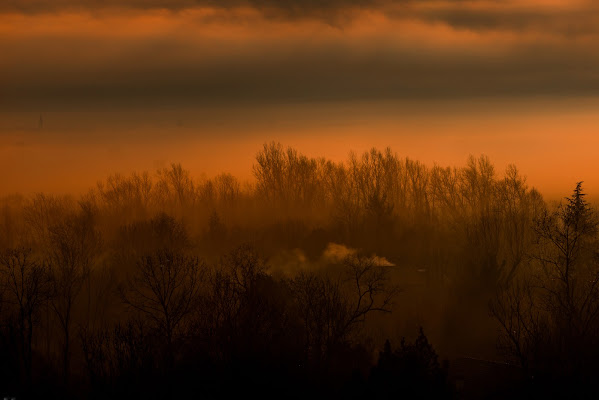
xmin=3 ymin=2 xmax=599 ymax=398
xmin=3 ymin=1 xmax=599 ymax=199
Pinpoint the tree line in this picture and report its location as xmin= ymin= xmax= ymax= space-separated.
xmin=0 ymin=142 xmax=597 ymax=398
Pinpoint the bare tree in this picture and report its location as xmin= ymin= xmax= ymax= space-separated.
xmin=533 ymin=182 xmax=599 ymax=351
xmin=490 ymin=278 xmax=549 ymax=371
xmin=96 ymin=171 xmax=153 ymax=220
xmin=342 ymin=255 xmax=397 ymax=332
xmin=290 ymin=254 xmax=397 ymax=362
xmin=0 ymin=247 xmax=51 ymax=384
xmin=491 ymin=182 xmax=599 ymax=375
xmin=253 ymin=142 xmax=322 ymax=211
xmin=47 ymin=207 xmax=100 ymax=384
xmin=196 ymin=244 xmax=292 ymax=363
xmin=79 ymin=317 xmax=155 ymax=392
xmin=213 ymin=173 xmax=241 ymax=206
xmin=156 ymin=163 xmax=196 ymax=208
xmin=121 ymin=250 xmax=203 ymax=351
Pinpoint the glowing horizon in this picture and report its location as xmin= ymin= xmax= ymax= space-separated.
xmin=2 ymin=0 xmax=599 ymax=200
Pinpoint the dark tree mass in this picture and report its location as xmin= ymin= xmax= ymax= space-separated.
xmin=1 ymin=143 xmax=598 ymax=399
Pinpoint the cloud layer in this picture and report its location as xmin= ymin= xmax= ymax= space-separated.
xmin=2 ymin=1 xmax=599 ymax=110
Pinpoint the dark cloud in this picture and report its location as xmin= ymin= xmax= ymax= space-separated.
xmin=2 ymin=0 xmax=599 ymax=110
xmin=406 ymin=6 xmax=599 ymax=37
xmin=3 ymin=0 xmax=598 ymax=35
xmin=0 ymin=0 xmax=389 ymax=16
xmin=3 ymin=31 xmax=599 ymax=111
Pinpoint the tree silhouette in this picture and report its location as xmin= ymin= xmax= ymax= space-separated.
xmin=1 ymin=144 xmax=588 ymax=398
xmin=369 ymin=328 xmax=450 ymax=399
xmin=290 ymin=254 xmax=397 ymax=363
xmin=491 ymin=182 xmax=599 ymax=385
xmin=47 ymin=206 xmax=100 ymax=385
xmin=121 ymin=250 xmax=203 ymax=356
xmin=0 ymin=247 xmax=51 ymax=385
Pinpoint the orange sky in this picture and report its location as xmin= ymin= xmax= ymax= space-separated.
xmin=2 ymin=1 xmax=599 ymax=200
xmin=2 ymin=98 xmax=598 ymax=200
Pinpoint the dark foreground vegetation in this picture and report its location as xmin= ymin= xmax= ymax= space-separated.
xmin=1 ymin=142 xmax=598 ymax=399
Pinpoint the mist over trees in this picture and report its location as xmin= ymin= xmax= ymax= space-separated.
xmin=0 ymin=142 xmax=597 ymax=398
